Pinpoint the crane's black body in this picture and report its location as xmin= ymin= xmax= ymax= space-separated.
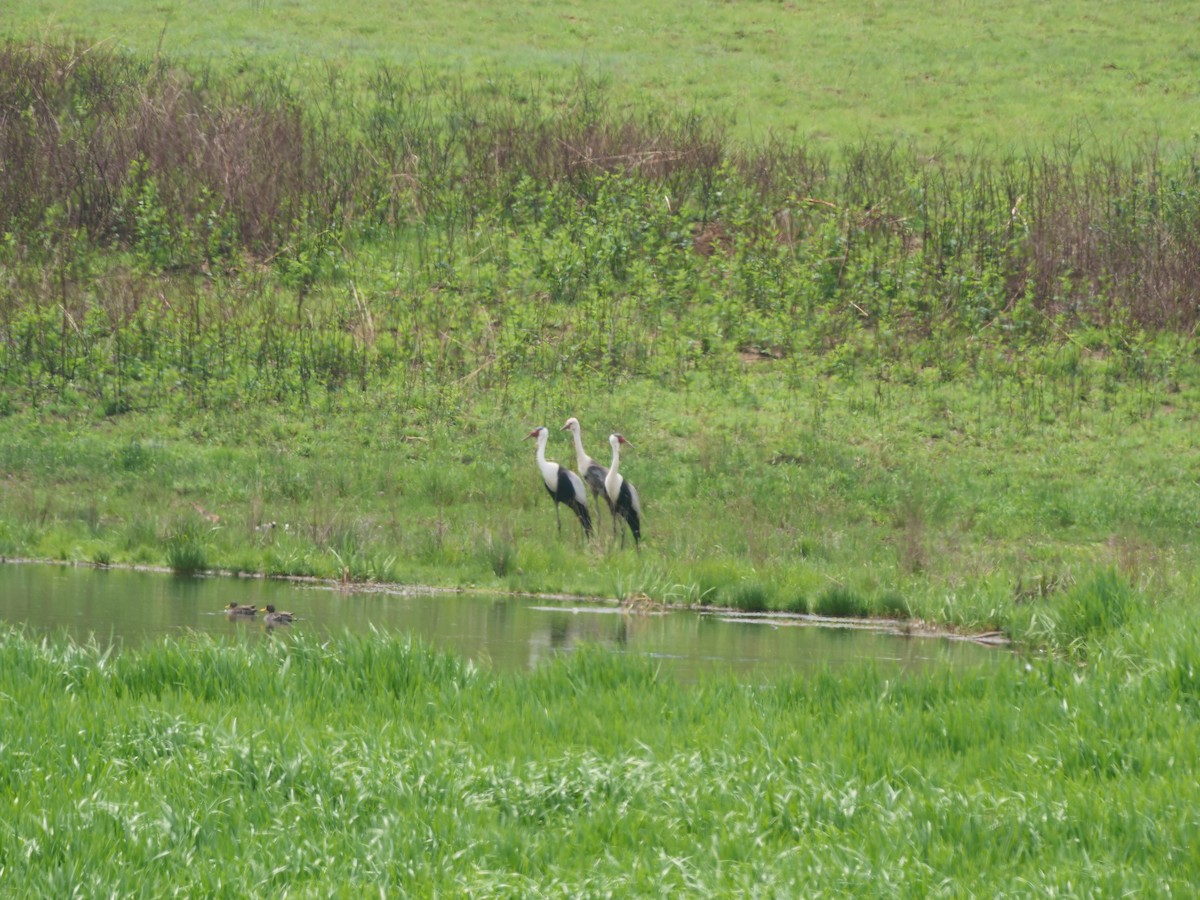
xmin=612 ymin=478 xmax=641 ymax=548
xmin=583 ymin=462 xmax=615 ymax=523
xmin=545 ymin=466 xmax=594 ymax=538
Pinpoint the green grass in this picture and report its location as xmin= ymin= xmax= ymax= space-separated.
xmin=6 ymin=0 xmax=1199 ymax=148
xmin=0 ymin=625 xmax=1196 ymax=893
xmin=0 ymin=9 xmax=1198 ymax=890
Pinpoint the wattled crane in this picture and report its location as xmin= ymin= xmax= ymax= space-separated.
xmin=527 ymin=426 xmax=593 ymax=539
xmin=605 ymin=433 xmax=642 ymax=550
xmin=562 ymin=416 xmax=615 ymax=531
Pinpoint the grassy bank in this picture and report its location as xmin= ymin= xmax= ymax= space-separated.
xmin=1 ymin=348 xmax=1196 ymax=654
xmin=0 ymin=626 xmax=1196 ymax=893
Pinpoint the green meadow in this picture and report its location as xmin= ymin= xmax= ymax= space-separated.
xmin=7 ymin=0 xmax=1200 ymax=146
xmin=1 ymin=0 xmax=1200 ymax=891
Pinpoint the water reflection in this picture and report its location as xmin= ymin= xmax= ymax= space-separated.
xmin=0 ymin=563 xmax=1005 ymax=679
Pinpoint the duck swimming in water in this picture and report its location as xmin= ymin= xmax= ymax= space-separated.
xmin=225 ymin=602 xmax=257 ymax=617
xmin=263 ymin=604 xmax=294 ymax=626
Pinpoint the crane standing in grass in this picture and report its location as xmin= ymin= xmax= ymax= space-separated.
xmin=527 ymin=426 xmax=594 ymax=539
xmin=605 ymin=433 xmax=642 ymax=550
xmin=562 ymin=416 xmax=615 ymax=531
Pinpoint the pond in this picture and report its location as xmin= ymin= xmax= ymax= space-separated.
xmin=0 ymin=562 xmax=1006 ymax=679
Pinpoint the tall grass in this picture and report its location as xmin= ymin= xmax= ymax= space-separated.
xmin=165 ymin=515 xmax=210 ymax=575
xmin=0 ymin=16 xmax=1195 ymax=894
xmin=0 ymin=626 xmax=1197 ymax=893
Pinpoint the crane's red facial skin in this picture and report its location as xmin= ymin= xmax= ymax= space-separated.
xmin=526 ymin=427 xmax=543 ymax=440
xmin=616 ymin=434 xmax=633 ymax=449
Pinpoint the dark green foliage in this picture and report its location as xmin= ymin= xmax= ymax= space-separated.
xmin=780 ymin=593 xmax=809 ymax=614
xmin=1054 ymin=569 xmax=1137 ymax=656
xmin=877 ymin=591 xmax=910 ymax=619
xmin=165 ymin=516 xmax=209 ymax=575
xmin=813 ymin=586 xmax=871 ymax=618
xmin=727 ymin=580 xmax=769 ymax=612
xmin=0 ymin=37 xmax=1198 ymax=649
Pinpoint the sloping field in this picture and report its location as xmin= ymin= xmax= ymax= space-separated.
xmin=7 ymin=0 xmax=1199 ymax=147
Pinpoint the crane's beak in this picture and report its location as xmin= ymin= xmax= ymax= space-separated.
xmin=619 ymin=435 xmax=634 ymax=449
xmin=526 ymin=428 xmax=540 ymax=439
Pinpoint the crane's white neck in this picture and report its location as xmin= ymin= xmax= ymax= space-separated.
xmin=605 ymin=434 xmax=623 ymax=501
xmin=534 ymin=428 xmax=559 ymax=489
xmin=569 ymin=424 xmax=590 ymax=470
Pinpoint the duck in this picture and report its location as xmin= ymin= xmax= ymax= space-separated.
xmin=225 ymin=602 xmax=257 ymax=617
xmin=263 ymin=604 xmax=295 ymax=626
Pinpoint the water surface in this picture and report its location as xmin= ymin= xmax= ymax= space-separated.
xmin=0 ymin=563 xmax=1004 ymax=679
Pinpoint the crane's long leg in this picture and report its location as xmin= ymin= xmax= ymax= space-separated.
xmin=555 ymin=503 xmax=563 ymax=534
